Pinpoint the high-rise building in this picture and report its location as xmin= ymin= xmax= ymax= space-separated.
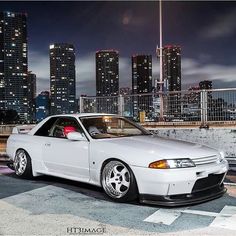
xmin=119 ymin=87 xmax=131 ymax=95
xmin=162 ymin=45 xmax=181 ymax=117
xmin=186 ymin=86 xmax=200 ymax=104
xmin=199 ymin=80 xmax=212 ymax=90
xmin=50 ymin=43 xmax=76 ymax=115
xmin=96 ymin=50 xmax=119 ymax=97
xmin=27 ymin=71 xmax=36 ymax=121
xmin=132 ymin=55 xmax=152 ymax=119
xmin=119 ymin=87 xmax=132 ymax=117
xmin=0 ymin=12 xmax=29 ymax=121
xmin=35 ymin=91 xmax=50 ymax=122
xmin=199 ymin=80 xmax=213 ymax=119
xmin=163 ymin=45 xmax=181 ymax=91
xmin=96 ymin=50 xmax=119 ymax=113
xmin=182 ymin=86 xmax=201 ymax=121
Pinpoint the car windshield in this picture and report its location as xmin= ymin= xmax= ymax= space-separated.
xmin=80 ymin=116 xmax=151 ymax=139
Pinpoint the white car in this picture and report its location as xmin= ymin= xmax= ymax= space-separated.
xmin=6 ymin=113 xmax=229 ymax=206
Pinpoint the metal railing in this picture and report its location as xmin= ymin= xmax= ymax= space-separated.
xmin=80 ymin=88 xmax=236 ymax=125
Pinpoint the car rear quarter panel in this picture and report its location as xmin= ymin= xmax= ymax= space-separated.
xmin=7 ymin=134 xmax=45 ymax=174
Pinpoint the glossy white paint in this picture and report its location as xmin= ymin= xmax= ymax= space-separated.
xmin=6 ymin=113 xmax=229 ymax=197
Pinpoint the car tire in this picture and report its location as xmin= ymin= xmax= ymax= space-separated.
xmin=14 ymin=149 xmax=33 ymax=179
xmin=101 ymin=160 xmax=138 ymax=202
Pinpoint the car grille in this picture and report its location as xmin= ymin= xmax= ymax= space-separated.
xmin=192 ymin=155 xmax=219 ymax=166
xmin=192 ymin=173 xmax=225 ymax=193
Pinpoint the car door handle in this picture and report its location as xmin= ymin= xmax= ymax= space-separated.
xmin=45 ymin=143 xmax=51 ymax=147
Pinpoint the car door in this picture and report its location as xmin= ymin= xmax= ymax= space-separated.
xmin=42 ymin=117 xmax=90 ymax=180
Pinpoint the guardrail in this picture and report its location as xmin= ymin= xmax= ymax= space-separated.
xmin=80 ymin=88 xmax=236 ymax=125
xmin=0 ymin=126 xmax=14 ymax=155
xmin=0 ymin=135 xmax=8 ymax=154
xmin=0 ymin=125 xmax=15 ymax=135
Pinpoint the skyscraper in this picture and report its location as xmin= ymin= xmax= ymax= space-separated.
xmin=199 ymin=80 xmax=213 ymax=120
xmin=199 ymin=80 xmax=212 ymax=90
xmin=132 ymin=55 xmax=152 ymax=119
xmin=120 ymin=87 xmax=132 ymax=117
xmin=27 ymin=71 xmax=36 ymax=121
xmin=162 ymin=45 xmax=181 ymax=117
xmin=119 ymin=87 xmax=131 ymax=96
xmin=96 ymin=50 xmax=119 ymax=97
xmin=96 ymin=50 xmax=119 ymax=113
xmin=36 ymin=91 xmax=50 ymax=122
xmin=0 ymin=12 xmax=29 ymax=121
xmin=50 ymin=43 xmax=76 ymax=115
xmin=163 ymin=45 xmax=181 ymax=92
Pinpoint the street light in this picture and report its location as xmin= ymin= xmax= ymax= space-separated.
xmin=156 ymin=0 xmax=164 ymax=121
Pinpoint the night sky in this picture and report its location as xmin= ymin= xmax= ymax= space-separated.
xmin=1 ymin=1 xmax=236 ymax=97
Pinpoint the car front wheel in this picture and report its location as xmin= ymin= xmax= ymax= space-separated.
xmin=101 ymin=160 xmax=138 ymax=202
xmin=14 ymin=149 xmax=33 ymax=179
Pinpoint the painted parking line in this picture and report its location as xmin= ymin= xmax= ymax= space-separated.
xmin=144 ymin=205 xmax=236 ymax=230
xmin=210 ymin=205 xmax=236 ymax=231
xmin=144 ymin=208 xmax=182 ymax=225
xmin=183 ymin=209 xmax=228 ymax=217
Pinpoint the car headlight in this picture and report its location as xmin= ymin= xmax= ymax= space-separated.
xmin=149 ymin=159 xmax=196 ymax=169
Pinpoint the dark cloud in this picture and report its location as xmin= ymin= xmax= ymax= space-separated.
xmin=201 ymin=8 xmax=236 ymax=39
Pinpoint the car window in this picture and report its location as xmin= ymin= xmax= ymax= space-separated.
xmin=34 ymin=117 xmax=58 ymax=137
xmin=35 ymin=117 xmax=84 ymax=138
xmin=80 ymin=116 xmax=150 ymax=139
xmin=48 ymin=117 xmax=84 ymax=139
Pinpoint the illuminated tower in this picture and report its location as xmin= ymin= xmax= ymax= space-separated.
xmin=132 ymin=55 xmax=152 ymax=119
xmin=96 ymin=50 xmax=119 ymax=113
xmin=50 ymin=43 xmax=76 ymax=115
xmin=0 ymin=12 xmax=29 ymax=121
xmin=163 ymin=45 xmax=181 ymax=117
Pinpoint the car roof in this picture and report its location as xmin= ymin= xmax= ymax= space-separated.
xmin=48 ymin=113 xmax=119 ymax=118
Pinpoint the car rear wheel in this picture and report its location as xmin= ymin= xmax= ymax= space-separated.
xmin=14 ymin=149 xmax=33 ymax=179
xmin=101 ymin=160 xmax=138 ymax=202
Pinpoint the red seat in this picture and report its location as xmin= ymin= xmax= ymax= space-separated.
xmin=63 ymin=126 xmax=76 ymax=136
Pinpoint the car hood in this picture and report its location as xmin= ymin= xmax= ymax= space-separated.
xmin=94 ymin=135 xmax=219 ymax=166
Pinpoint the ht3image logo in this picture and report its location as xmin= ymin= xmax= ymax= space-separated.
xmin=67 ymin=224 xmax=106 ymax=235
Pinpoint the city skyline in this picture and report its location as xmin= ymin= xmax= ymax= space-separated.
xmin=0 ymin=1 xmax=236 ymax=98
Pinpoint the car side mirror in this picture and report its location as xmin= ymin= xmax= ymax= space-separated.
xmin=67 ymin=132 xmax=86 ymax=141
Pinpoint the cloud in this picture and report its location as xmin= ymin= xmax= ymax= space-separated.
xmin=29 ymin=51 xmax=97 ymax=96
xmin=121 ymin=10 xmax=149 ymax=28
xmin=28 ymin=50 xmax=50 ymax=93
xmin=182 ymin=58 xmax=236 ymax=88
xmin=201 ymin=8 xmax=236 ymax=39
xmin=76 ymin=53 xmax=96 ymax=96
xmin=119 ymin=57 xmax=131 ymax=88
xmin=28 ymin=50 xmax=136 ymax=97
xmin=76 ymin=54 xmax=134 ymax=96
xmin=28 ymin=49 xmax=236 ymax=98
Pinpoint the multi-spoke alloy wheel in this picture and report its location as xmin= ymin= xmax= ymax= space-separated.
xmin=14 ymin=149 xmax=33 ymax=179
xmin=102 ymin=160 xmax=138 ymax=202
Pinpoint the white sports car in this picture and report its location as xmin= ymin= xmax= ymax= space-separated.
xmin=6 ymin=113 xmax=229 ymax=206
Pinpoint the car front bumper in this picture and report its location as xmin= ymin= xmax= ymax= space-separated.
xmin=131 ymin=159 xmax=228 ymax=206
xmin=139 ymin=182 xmax=226 ymax=207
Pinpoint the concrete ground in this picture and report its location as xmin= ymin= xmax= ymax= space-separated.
xmin=1 ymin=165 xmax=236 ymax=236
xmin=225 ymin=171 xmax=236 ymax=184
